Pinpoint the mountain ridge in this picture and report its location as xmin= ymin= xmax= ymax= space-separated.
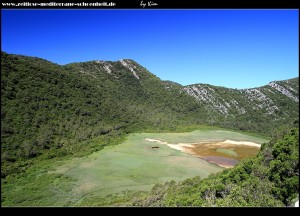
xmin=1 ymin=51 xmax=298 ymax=169
xmin=2 ymin=51 xmax=298 ymax=207
xmin=64 ymin=57 xmax=299 ymax=90
xmin=3 ymin=51 xmax=297 ymax=89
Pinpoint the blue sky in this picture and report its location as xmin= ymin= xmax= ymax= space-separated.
xmin=2 ymin=9 xmax=299 ymax=89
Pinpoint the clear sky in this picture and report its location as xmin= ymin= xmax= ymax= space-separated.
xmin=1 ymin=9 xmax=299 ymax=89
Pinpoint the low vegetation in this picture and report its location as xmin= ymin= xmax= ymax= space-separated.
xmin=122 ymin=127 xmax=299 ymax=207
xmin=1 ymin=51 xmax=299 ymax=206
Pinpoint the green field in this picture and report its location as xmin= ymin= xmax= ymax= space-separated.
xmin=2 ymin=129 xmax=269 ymax=206
xmin=216 ymin=148 xmax=238 ymax=157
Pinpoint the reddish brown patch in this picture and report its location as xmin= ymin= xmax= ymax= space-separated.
xmin=203 ymin=156 xmax=238 ymax=168
xmin=182 ymin=143 xmax=259 ymax=168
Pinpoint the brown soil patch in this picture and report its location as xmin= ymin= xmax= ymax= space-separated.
xmin=188 ymin=143 xmax=259 ymax=160
xmin=182 ymin=143 xmax=259 ymax=168
xmin=204 ymin=156 xmax=238 ymax=168
xmin=145 ymin=138 xmax=260 ymax=168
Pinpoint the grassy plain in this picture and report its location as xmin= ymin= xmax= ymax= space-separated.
xmin=2 ymin=129 xmax=268 ymax=206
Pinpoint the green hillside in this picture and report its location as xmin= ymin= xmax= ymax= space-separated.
xmin=1 ymin=52 xmax=298 ymax=174
xmin=183 ymin=79 xmax=299 ymax=133
xmin=1 ymin=52 xmax=201 ymax=172
xmin=1 ymin=52 xmax=299 ymax=206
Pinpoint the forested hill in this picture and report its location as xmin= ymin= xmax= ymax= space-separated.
xmin=1 ymin=51 xmax=299 ymax=167
xmin=183 ymin=77 xmax=299 ymax=131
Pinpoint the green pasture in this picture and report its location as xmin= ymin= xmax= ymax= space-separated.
xmin=2 ymin=129 xmax=268 ymax=206
xmin=216 ymin=148 xmax=238 ymax=157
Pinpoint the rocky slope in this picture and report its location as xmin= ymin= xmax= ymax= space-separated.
xmin=1 ymin=51 xmax=298 ymax=164
xmin=183 ymin=78 xmax=298 ymax=118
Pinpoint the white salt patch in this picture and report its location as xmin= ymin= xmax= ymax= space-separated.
xmin=222 ymin=140 xmax=261 ymax=147
xmin=145 ymin=138 xmax=261 ymax=150
xmin=167 ymin=144 xmax=185 ymax=151
xmin=145 ymin=138 xmax=168 ymax=144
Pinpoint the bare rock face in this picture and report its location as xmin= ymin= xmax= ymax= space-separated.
xmin=268 ymin=81 xmax=298 ymax=102
xmin=182 ymin=78 xmax=298 ymax=117
xmin=120 ymin=59 xmax=140 ymax=80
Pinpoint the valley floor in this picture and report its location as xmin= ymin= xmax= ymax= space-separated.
xmin=2 ymin=129 xmax=268 ymax=206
